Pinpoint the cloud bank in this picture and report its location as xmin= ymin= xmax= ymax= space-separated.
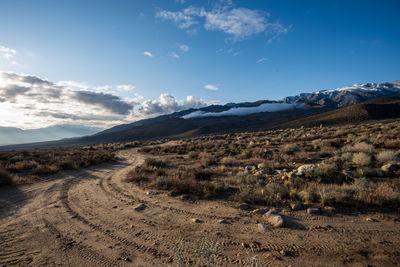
xmin=0 ymin=71 xmax=209 ymax=129
xmin=182 ymin=102 xmax=299 ymax=119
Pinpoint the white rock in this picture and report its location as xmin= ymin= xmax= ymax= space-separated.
xmin=146 ymin=191 xmax=160 ymax=195
xmin=257 ymin=223 xmax=271 ymax=231
xmin=263 ymin=209 xmax=284 ymax=228
xmin=296 ymin=164 xmax=316 ymax=176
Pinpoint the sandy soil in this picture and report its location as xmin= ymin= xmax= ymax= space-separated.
xmin=1 ymin=147 xmax=399 ymax=267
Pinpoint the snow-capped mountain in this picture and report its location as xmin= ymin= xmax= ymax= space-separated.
xmin=284 ymin=81 xmax=400 ymax=107
xmin=180 ymin=81 xmax=400 ymax=119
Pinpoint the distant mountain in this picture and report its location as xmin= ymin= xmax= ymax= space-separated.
xmin=284 ymin=81 xmax=400 ymax=107
xmin=0 ymin=124 xmax=101 ymax=145
xmin=1 ymin=81 xmax=399 ymax=151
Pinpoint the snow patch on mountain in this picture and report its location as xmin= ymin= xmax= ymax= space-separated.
xmin=318 ymin=81 xmax=400 ymax=94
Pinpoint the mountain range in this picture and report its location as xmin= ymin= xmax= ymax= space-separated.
xmin=1 ymin=81 xmax=399 ymax=150
xmin=0 ymin=124 xmax=101 ymax=146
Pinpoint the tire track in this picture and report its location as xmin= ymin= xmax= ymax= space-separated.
xmin=43 ymin=219 xmax=124 ymax=267
xmin=105 ymin=178 xmax=229 ymax=220
xmin=60 ymin=178 xmax=174 ymax=264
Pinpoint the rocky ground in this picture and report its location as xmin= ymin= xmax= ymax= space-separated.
xmin=0 ymin=147 xmax=399 ymax=266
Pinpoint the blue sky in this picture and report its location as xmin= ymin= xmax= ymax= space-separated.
xmin=0 ymin=0 xmax=399 ymax=129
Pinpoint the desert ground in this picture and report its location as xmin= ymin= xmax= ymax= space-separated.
xmin=1 ymin=140 xmax=400 ymax=266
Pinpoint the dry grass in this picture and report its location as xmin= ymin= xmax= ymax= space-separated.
xmin=131 ymin=119 xmax=400 ymax=210
xmin=0 ymin=142 xmax=136 ymax=185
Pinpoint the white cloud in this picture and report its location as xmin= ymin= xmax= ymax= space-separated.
xmin=204 ymin=8 xmax=267 ymax=41
xmin=139 ymin=94 xmax=207 ymax=115
xmin=183 ymin=102 xmax=299 ymax=119
xmin=94 ymin=85 xmax=113 ymax=92
xmin=256 ymin=57 xmax=268 ymax=63
xmin=0 ymin=45 xmax=16 ymax=59
xmin=117 ymin=84 xmax=135 ymax=91
xmin=156 ymin=8 xmax=200 ymax=29
xmin=156 ymin=4 xmax=289 ymax=42
xmin=178 ymin=44 xmax=190 ymax=52
xmin=143 ymin=51 xmax=153 ymax=57
xmin=205 ymin=84 xmax=219 ymax=91
xmin=57 ymin=80 xmax=89 ymax=90
xmin=169 ymin=52 xmax=180 ymax=58
xmin=0 ymin=71 xmax=211 ymax=129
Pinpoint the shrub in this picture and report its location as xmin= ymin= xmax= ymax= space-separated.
xmin=353 ymin=142 xmax=373 ymax=153
xmin=352 ymin=152 xmax=371 ymax=166
xmin=152 ymin=176 xmax=172 ymax=190
xmin=193 ymin=169 xmax=212 ymax=181
xmin=144 ymin=157 xmax=166 ymax=168
xmin=199 ymin=181 xmax=226 ymax=199
xmin=125 ymin=166 xmax=151 ymax=184
xmin=220 ymin=156 xmax=238 ymax=166
xmin=384 ymin=139 xmax=400 ymax=149
xmin=282 ymin=143 xmax=301 ymax=155
xmin=188 ymin=151 xmax=198 ymax=159
xmin=376 ymin=150 xmax=398 ymax=164
xmin=0 ymin=167 xmax=13 ymax=186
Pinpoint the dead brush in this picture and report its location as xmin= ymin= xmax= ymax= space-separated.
xmin=0 ymin=166 xmax=14 ymax=186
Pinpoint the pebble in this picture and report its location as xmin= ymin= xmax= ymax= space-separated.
xmin=134 ymin=203 xmax=147 ymax=211
xmin=218 ymin=219 xmax=231 ymax=224
xmin=307 ymin=208 xmax=321 ymax=215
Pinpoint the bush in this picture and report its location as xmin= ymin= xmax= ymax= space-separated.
xmin=282 ymin=143 xmax=301 ymax=154
xmin=193 ymin=169 xmax=212 ymax=181
xmin=352 ymin=152 xmax=371 ymax=166
xmin=353 ymin=142 xmax=373 ymax=153
xmin=144 ymin=157 xmax=166 ymax=168
xmin=376 ymin=150 xmax=398 ymax=164
xmin=0 ymin=167 xmax=13 ymax=186
xmin=220 ymin=156 xmax=238 ymax=166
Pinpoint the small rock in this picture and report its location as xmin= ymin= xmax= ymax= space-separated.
xmin=290 ymin=203 xmax=302 ymax=211
xmin=323 ymin=206 xmax=335 ymax=212
xmin=134 ymin=203 xmax=147 ymax=211
xmin=218 ymin=219 xmax=231 ymax=224
xmin=191 ymin=218 xmax=203 ymax=223
xmin=280 ymin=249 xmax=290 ymax=256
xmin=366 ymin=217 xmax=379 ymax=222
xmin=307 ymin=208 xmax=320 ymax=215
xmin=257 ymin=223 xmax=271 ymax=231
xmin=381 ymin=163 xmax=400 ymax=173
xmin=244 ymin=165 xmax=255 ymax=174
xmin=241 ymin=242 xmax=249 ymax=248
xmin=112 ymin=205 xmax=118 ymax=209
xmin=125 ymin=257 xmax=132 ymax=262
xmin=238 ymin=203 xmax=252 ymax=211
xmin=251 ymin=208 xmax=268 ymax=215
xmin=168 ymin=191 xmax=179 ymax=197
xmin=296 ymin=164 xmax=316 ymax=176
xmin=146 ymin=191 xmax=160 ymax=195
xmin=263 ymin=209 xmax=284 ymax=228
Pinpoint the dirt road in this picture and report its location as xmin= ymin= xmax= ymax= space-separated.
xmin=1 ymin=148 xmax=399 ymax=266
